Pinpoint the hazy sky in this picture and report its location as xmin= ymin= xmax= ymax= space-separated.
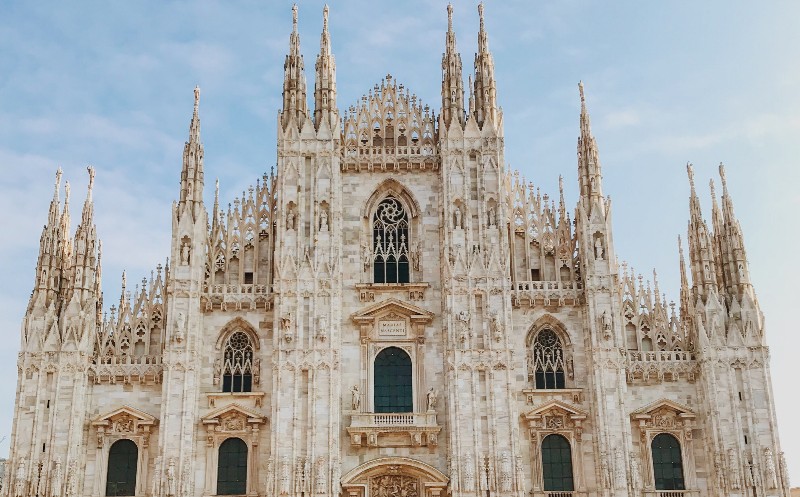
xmin=1 ymin=0 xmax=799 ymax=482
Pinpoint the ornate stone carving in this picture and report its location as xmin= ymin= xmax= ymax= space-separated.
xmin=369 ymin=474 xmax=418 ymax=497
xmin=764 ymin=447 xmax=778 ymax=489
xmin=463 ymin=452 xmax=475 ymax=491
xmin=498 ymin=451 xmax=512 ymax=492
xmin=113 ymin=414 xmax=135 ymax=433
xmin=426 ymin=387 xmax=437 ymax=411
xmin=728 ymin=448 xmax=742 ymax=489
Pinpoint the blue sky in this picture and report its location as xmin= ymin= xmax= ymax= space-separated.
xmin=1 ymin=0 xmax=799 ymax=481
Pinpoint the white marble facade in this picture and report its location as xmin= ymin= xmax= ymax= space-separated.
xmin=5 ymin=4 xmax=789 ymax=497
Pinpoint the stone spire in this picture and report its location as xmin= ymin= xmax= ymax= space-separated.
xmin=178 ymin=86 xmax=205 ymax=222
xmin=472 ymin=2 xmax=497 ymax=127
xmin=678 ymin=235 xmax=692 ymax=325
xmin=69 ymin=166 xmax=100 ymax=299
xmin=685 ymin=163 xmax=718 ymax=297
xmin=441 ymin=3 xmax=464 ymax=128
xmin=313 ymin=4 xmax=337 ymax=130
xmin=282 ymin=4 xmax=309 ymax=129
xmin=577 ymin=82 xmax=604 ymax=200
xmin=717 ymin=163 xmax=752 ymax=294
xmin=29 ymin=168 xmax=66 ymax=310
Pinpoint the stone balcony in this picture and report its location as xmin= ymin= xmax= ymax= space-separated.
xmin=201 ymin=283 xmax=274 ymax=311
xmin=625 ymin=350 xmax=699 ymax=384
xmin=510 ymin=281 xmax=582 ymax=308
xmin=347 ymin=411 xmax=440 ymax=448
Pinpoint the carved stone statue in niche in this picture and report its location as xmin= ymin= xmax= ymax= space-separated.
xmin=14 ymin=457 xmax=26 ymax=497
xmin=629 ymin=457 xmax=641 ymax=490
xmin=319 ymin=209 xmax=328 ymax=232
xmin=286 ymin=209 xmax=295 ymax=231
xmin=453 ymin=206 xmax=463 ymax=229
xmin=426 ymin=387 xmax=437 ymax=411
xmin=281 ymin=313 xmax=293 ymax=343
xmin=456 ymin=310 xmax=470 ymax=345
xmin=601 ymin=310 xmax=612 ymax=340
xmin=487 ymin=206 xmax=496 ymax=227
xmin=351 ymin=385 xmax=361 ymax=411
xmin=362 ymin=243 xmax=372 ymax=271
xmin=166 ymin=458 xmax=177 ymax=496
xmin=594 ymin=236 xmax=604 ymax=260
xmin=728 ymin=448 xmax=742 ymax=489
xmin=489 ymin=312 xmax=503 ymax=342
xmin=174 ymin=312 xmax=186 ymax=343
xmin=180 ymin=241 xmax=190 ymax=265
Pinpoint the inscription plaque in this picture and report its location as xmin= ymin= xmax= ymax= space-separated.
xmin=379 ymin=320 xmax=407 ymax=336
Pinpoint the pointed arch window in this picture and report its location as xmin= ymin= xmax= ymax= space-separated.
xmin=651 ymin=433 xmax=685 ymax=490
xmin=532 ymin=329 xmax=566 ymax=389
xmin=222 ymin=331 xmax=253 ymax=393
xmin=541 ymin=434 xmax=574 ymax=491
xmin=217 ymin=437 xmax=248 ymax=495
xmin=374 ymin=347 xmax=412 ymax=413
xmin=373 ymin=196 xmax=410 ymax=284
xmin=106 ymin=439 xmax=137 ymax=496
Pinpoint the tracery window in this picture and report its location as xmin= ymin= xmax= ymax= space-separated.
xmin=374 ymin=346 xmax=413 ymax=413
xmin=541 ymin=434 xmax=574 ymax=491
xmin=217 ymin=437 xmax=248 ymax=495
xmin=222 ymin=331 xmax=253 ymax=393
xmin=532 ymin=329 xmax=566 ymax=389
xmin=651 ymin=433 xmax=685 ymax=490
xmin=106 ymin=439 xmax=137 ymax=496
xmin=373 ymin=196 xmax=410 ymax=284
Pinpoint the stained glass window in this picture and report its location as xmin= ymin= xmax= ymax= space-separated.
xmin=222 ymin=331 xmax=253 ymax=393
xmin=532 ymin=329 xmax=566 ymax=389
xmin=373 ymin=196 xmax=410 ymax=284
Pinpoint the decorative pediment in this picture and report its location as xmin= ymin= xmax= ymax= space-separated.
xmin=351 ymin=298 xmax=434 ymax=325
xmin=92 ymin=405 xmax=157 ymax=434
xmin=523 ymin=400 xmax=587 ymax=432
xmin=631 ymin=398 xmax=696 ymax=429
xmin=201 ymin=403 xmax=266 ymax=431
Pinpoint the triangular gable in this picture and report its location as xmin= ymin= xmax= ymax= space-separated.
xmin=201 ymin=403 xmax=266 ymax=426
xmin=92 ymin=405 xmax=158 ymax=429
xmin=631 ymin=398 xmax=696 ymax=421
xmin=351 ymin=298 xmax=434 ymax=324
xmin=523 ymin=400 xmax=587 ymax=422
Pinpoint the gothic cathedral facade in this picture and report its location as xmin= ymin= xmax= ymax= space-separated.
xmin=5 ymin=4 xmax=789 ymax=497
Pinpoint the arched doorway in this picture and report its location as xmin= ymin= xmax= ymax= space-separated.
xmin=106 ymin=439 xmax=138 ymax=496
xmin=217 ymin=437 xmax=248 ymax=495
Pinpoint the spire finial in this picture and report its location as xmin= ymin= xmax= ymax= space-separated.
xmin=215 ymin=178 xmax=220 ymax=200
xmin=578 ymin=81 xmax=585 ymax=106
xmin=64 ymin=181 xmax=71 ymax=205
xmin=54 ymin=167 xmax=63 ymax=197
xmin=686 ymin=162 xmax=695 ymax=192
xmin=194 ymin=85 xmax=200 ymax=114
xmin=292 ymin=4 xmax=298 ymax=31
xmin=718 ymin=162 xmax=728 ymax=190
xmin=447 ymin=3 xmax=454 ymax=31
xmin=478 ymin=2 xmax=485 ymax=30
xmin=323 ymin=4 xmax=329 ymax=31
xmin=87 ymin=165 xmax=95 ymax=201
xmin=709 ymin=178 xmax=716 ymax=200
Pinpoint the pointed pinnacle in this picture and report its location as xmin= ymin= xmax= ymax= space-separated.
xmin=323 ymin=4 xmax=329 ymax=31
xmin=54 ymin=167 xmax=63 ymax=198
xmin=194 ymin=85 xmax=200 ymax=115
xmin=292 ymin=4 xmax=298 ymax=32
xmin=86 ymin=165 xmax=95 ymax=202
xmin=709 ymin=178 xmax=717 ymax=202
xmin=719 ymin=162 xmax=728 ymax=191
xmin=447 ymin=3 xmax=454 ymax=32
xmin=478 ymin=2 xmax=485 ymax=30
xmin=64 ymin=181 xmax=71 ymax=205
xmin=578 ymin=81 xmax=585 ymax=106
xmin=686 ymin=163 xmax=695 ymax=192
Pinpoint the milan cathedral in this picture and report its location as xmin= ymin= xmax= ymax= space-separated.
xmin=5 ymin=4 xmax=788 ymax=497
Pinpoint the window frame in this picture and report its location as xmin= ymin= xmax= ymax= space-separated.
xmin=540 ymin=434 xmax=575 ymax=491
xmin=216 ymin=437 xmax=249 ymax=495
xmin=651 ymin=433 xmax=686 ymax=491
xmin=373 ymin=346 xmax=414 ymax=413
xmin=106 ymin=439 xmax=138 ymax=496
xmin=372 ymin=195 xmax=411 ymax=284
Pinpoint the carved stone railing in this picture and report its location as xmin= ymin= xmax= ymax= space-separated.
xmin=347 ymin=411 xmax=440 ymax=447
xmin=625 ymin=350 xmax=699 ymax=384
xmin=202 ymin=284 xmax=273 ymax=311
xmin=89 ymin=355 xmax=163 ymax=384
xmin=510 ymin=281 xmax=582 ymax=308
xmin=644 ymin=491 xmax=697 ymax=497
